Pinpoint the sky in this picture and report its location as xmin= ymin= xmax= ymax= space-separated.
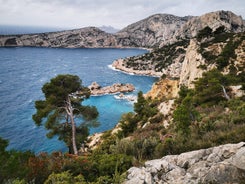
xmin=0 ymin=0 xmax=244 ymax=30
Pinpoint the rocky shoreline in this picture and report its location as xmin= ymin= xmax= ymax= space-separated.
xmin=112 ymin=58 xmax=163 ymax=77
xmin=88 ymin=82 xmax=135 ymax=96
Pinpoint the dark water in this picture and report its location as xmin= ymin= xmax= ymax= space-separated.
xmin=0 ymin=47 xmax=157 ymax=153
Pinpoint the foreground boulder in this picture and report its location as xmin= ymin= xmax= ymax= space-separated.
xmin=124 ymin=142 xmax=245 ymax=184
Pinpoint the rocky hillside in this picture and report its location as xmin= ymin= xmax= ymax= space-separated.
xmin=115 ymin=14 xmax=191 ymax=47
xmin=113 ymin=23 xmax=244 ymax=184
xmin=174 ymin=10 xmax=244 ymax=41
xmin=124 ymin=142 xmax=245 ymax=184
xmin=112 ymin=39 xmax=189 ymax=77
xmin=91 ymin=12 xmax=245 ymax=184
xmin=0 ymin=27 xmax=117 ymax=48
xmin=0 ymin=10 xmax=244 ymax=48
xmin=115 ymin=27 xmax=245 ymax=87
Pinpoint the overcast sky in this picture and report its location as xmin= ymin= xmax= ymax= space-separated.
xmin=0 ymin=0 xmax=244 ymax=29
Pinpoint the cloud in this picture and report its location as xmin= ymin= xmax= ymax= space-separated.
xmin=0 ymin=0 xmax=244 ymax=29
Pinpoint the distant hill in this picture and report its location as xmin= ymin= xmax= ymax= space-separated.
xmin=99 ymin=25 xmax=119 ymax=33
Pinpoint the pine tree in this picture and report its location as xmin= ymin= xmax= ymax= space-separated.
xmin=33 ymin=74 xmax=98 ymax=154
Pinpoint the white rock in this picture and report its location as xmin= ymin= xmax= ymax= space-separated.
xmin=124 ymin=142 xmax=245 ymax=184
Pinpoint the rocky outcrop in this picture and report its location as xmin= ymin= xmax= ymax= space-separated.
xmin=124 ymin=142 xmax=245 ymax=184
xmin=145 ymin=79 xmax=179 ymax=100
xmin=87 ymin=133 xmax=103 ymax=150
xmin=88 ymin=82 xmax=135 ymax=95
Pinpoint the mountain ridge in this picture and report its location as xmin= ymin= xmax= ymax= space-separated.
xmin=0 ymin=10 xmax=244 ymax=48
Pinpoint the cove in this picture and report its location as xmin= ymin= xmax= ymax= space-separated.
xmin=0 ymin=47 xmax=157 ymax=153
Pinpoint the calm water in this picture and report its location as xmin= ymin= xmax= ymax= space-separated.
xmin=0 ymin=47 xmax=156 ymax=153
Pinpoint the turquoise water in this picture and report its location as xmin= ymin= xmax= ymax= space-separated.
xmin=0 ymin=47 xmax=157 ymax=153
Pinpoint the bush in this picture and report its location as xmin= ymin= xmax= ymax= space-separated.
xmin=92 ymin=154 xmax=132 ymax=178
xmin=197 ymin=26 xmax=212 ymax=41
xmin=44 ymin=171 xmax=85 ymax=184
xmin=0 ymin=138 xmax=33 ymax=183
xmin=118 ymin=112 xmax=138 ymax=138
xmin=193 ymin=69 xmax=228 ymax=106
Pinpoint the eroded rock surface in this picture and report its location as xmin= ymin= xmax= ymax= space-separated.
xmin=124 ymin=142 xmax=245 ymax=184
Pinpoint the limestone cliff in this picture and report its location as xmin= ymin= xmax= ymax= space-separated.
xmin=179 ymin=39 xmax=208 ymax=88
xmin=124 ymin=142 xmax=245 ymax=184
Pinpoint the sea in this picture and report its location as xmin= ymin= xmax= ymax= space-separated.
xmin=0 ymin=46 xmax=157 ymax=154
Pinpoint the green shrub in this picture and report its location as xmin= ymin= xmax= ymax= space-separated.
xmin=197 ymin=26 xmax=212 ymax=41
xmin=118 ymin=112 xmax=138 ymax=138
xmin=44 ymin=171 xmax=85 ymax=184
xmin=92 ymin=154 xmax=132 ymax=178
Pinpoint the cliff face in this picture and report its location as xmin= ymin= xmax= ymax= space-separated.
xmin=124 ymin=142 xmax=245 ymax=184
xmin=179 ymin=39 xmax=207 ymax=88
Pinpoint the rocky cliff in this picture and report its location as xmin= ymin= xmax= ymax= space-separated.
xmin=124 ymin=142 xmax=245 ymax=184
xmin=0 ymin=10 xmax=244 ymax=48
xmin=179 ymin=39 xmax=207 ymax=88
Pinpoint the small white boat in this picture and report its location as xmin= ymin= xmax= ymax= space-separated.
xmin=114 ymin=93 xmax=137 ymax=102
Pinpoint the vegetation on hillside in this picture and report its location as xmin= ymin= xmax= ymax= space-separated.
xmin=123 ymin=39 xmax=189 ymax=73
xmin=97 ymin=69 xmax=245 ymax=160
xmin=197 ymin=26 xmax=245 ymax=71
